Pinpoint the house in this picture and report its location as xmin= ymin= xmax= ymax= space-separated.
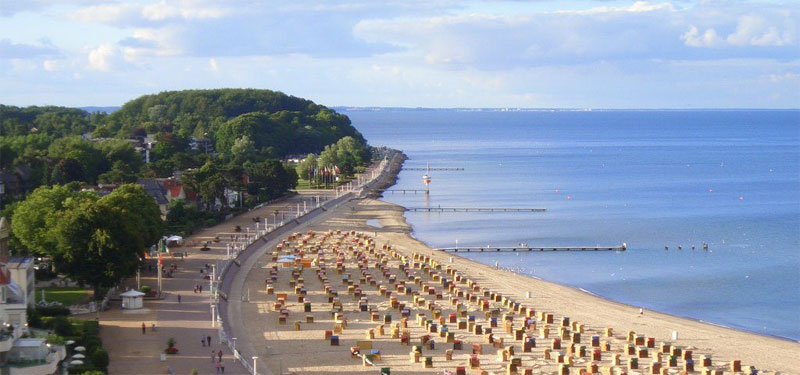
xmin=160 ymin=178 xmax=199 ymax=207
xmin=0 ymin=217 xmax=66 ymax=374
xmin=136 ymin=178 xmax=169 ymax=216
xmin=5 ymin=258 xmax=34 ymax=307
xmin=190 ymin=137 xmax=214 ymax=154
xmin=0 ymin=166 xmax=31 ymax=201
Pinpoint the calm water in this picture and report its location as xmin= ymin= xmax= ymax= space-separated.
xmin=346 ymin=109 xmax=800 ymax=340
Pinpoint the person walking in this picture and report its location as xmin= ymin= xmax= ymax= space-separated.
xmin=211 ymin=350 xmax=216 ymax=363
xmin=177 ymin=294 xmax=181 ymax=303
xmin=217 ymin=350 xmax=222 ymax=362
xmin=207 ymin=335 xmax=212 ymax=346
xmin=220 ymin=360 xmax=224 ymax=374
xmin=141 ymin=322 xmax=146 ymax=334
xmin=201 ymin=335 xmax=207 ymax=347
xmin=215 ymin=362 xmax=220 ymax=374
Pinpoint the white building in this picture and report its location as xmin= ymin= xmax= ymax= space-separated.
xmin=0 ymin=218 xmax=65 ymax=374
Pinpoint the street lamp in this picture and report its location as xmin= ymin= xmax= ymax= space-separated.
xmin=253 ymin=356 xmax=258 ymax=375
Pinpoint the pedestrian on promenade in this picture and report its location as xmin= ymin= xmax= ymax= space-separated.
xmin=201 ymin=335 xmax=206 ymax=347
xmin=177 ymin=294 xmax=181 ymax=303
xmin=211 ymin=350 xmax=216 ymax=363
xmin=199 ymin=284 xmax=203 ymax=293
xmin=151 ymin=323 xmax=156 ymax=332
xmin=217 ymin=350 xmax=222 ymax=362
xmin=220 ymin=360 xmax=224 ymax=373
xmin=141 ymin=322 xmax=146 ymax=334
xmin=215 ymin=362 xmax=220 ymax=374
xmin=207 ymin=335 xmax=212 ymax=346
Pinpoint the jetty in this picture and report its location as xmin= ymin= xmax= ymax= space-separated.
xmin=407 ymin=207 xmax=546 ymax=212
xmin=404 ymin=167 xmax=464 ymax=171
xmin=379 ymin=189 xmax=429 ymax=194
xmin=435 ymin=243 xmax=627 ymax=252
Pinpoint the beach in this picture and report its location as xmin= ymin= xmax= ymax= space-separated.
xmin=228 ymin=154 xmax=799 ymax=375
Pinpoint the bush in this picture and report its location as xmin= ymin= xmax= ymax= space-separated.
xmin=34 ymin=267 xmax=57 ymax=281
xmin=82 ymin=320 xmax=99 ymax=336
xmin=36 ymin=305 xmax=71 ymax=317
xmin=90 ymin=348 xmax=109 ymax=369
xmin=79 ymin=335 xmax=102 ymax=353
xmin=52 ymin=316 xmax=73 ymax=336
xmin=46 ymin=334 xmax=65 ymax=345
xmin=139 ymin=285 xmax=152 ymax=293
xmin=66 ymin=365 xmax=100 ymax=375
xmin=26 ymin=306 xmax=43 ymax=328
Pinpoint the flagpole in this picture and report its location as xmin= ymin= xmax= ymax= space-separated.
xmin=157 ymin=238 xmax=163 ymax=294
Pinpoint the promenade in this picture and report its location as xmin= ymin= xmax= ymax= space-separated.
xmin=99 ymin=153 xmax=397 ymax=375
xmin=100 ymin=191 xmax=335 ymax=375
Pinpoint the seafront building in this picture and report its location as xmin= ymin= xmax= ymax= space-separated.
xmin=0 ymin=217 xmax=66 ymax=375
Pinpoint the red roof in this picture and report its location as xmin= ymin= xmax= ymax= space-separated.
xmin=160 ymin=179 xmax=198 ymax=201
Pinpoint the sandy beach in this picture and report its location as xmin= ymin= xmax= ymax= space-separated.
xmin=229 ymin=161 xmax=799 ymax=375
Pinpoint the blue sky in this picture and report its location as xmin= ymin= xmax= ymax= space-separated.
xmin=0 ymin=0 xmax=797 ymax=108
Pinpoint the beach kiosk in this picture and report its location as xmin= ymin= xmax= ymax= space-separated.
xmin=120 ymin=290 xmax=145 ymax=309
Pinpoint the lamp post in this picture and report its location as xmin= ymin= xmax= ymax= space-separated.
xmin=253 ymin=356 xmax=258 ymax=375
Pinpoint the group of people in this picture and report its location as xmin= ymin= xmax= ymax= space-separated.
xmin=202 ymin=337 xmax=226 ymax=374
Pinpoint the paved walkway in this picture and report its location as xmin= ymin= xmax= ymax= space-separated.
xmin=99 ymin=191 xmax=334 ymax=375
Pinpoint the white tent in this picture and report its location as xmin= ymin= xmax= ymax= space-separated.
xmin=120 ymin=290 xmax=146 ymax=309
xmin=165 ymin=235 xmax=184 ymax=247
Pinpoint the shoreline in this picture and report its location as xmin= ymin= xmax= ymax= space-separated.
xmin=383 ymin=194 xmax=798 ymax=343
xmin=430 ymin=246 xmax=799 ymax=344
xmin=230 ymin=149 xmax=798 ymax=374
xmin=368 ymin=199 xmax=798 ymax=371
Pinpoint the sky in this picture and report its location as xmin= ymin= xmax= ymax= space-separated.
xmin=0 ymin=0 xmax=797 ymax=108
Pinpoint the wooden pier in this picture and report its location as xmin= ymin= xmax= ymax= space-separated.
xmin=435 ymin=244 xmax=627 ymax=252
xmin=379 ymin=189 xmax=429 ymax=194
xmin=404 ymin=167 xmax=465 ymax=171
xmin=406 ymin=207 xmax=546 ymax=212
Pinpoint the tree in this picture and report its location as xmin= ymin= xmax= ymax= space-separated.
xmin=11 ymin=185 xmax=96 ymax=256
xmin=230 ymin=135 xmax=256 ymax=164
xmin=12 ymin=184 xmax=162 ymax=293
xmin=245 ymin=160 xmax=296 ymax=200
xmin=51 ymin=186 xmax=162 ymax=294
xmin=182 ymin=160 xmax=240 ymax=211
xmin=296 ymin=154 xmax=317 ymax=181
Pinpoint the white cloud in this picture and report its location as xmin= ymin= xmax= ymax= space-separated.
xmin=727 ymin=15 xmax=795 ymax=47
xmin=88 ymin=43 xmax=115 ymax=71
xmin=682 ymin=26 xmax=723 ymax=47
xmin=208 ymin=57 xmax=218 ymax=71
xmin=768 ymin=72 xmax=800 ymax=83
xmin=42 ymin=59 xmax=58 ymax=71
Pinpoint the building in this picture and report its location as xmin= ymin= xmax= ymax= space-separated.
xmin=136 ymin=178 xmax=169 ymax=216
xmin=0 ymin=218 xmax=66 ymax=374
xmin=5 ymin=258 xmax=34 ymax=307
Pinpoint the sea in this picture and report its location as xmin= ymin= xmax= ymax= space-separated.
xmin=344 ymin=109 xmax=800 ymax=341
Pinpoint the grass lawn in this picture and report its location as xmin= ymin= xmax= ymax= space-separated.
xmin=35 ymin=287 xmax=91 ymax=306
